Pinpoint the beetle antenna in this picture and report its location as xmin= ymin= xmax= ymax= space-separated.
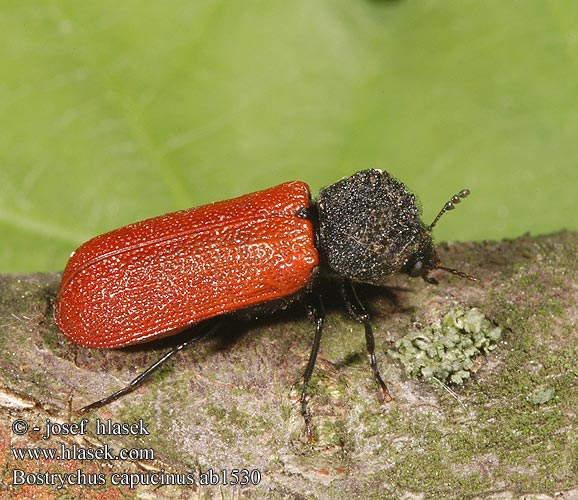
xmin=428 ymin=188 xmax=477 ymax=282
xmin=429 ymin=189 xmax=471 ymax=231
xmin=435 ymin=265 xmax=478 ymax=282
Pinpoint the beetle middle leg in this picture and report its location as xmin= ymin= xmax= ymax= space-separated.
xmin=300 ymin=292 xmax=325 ymax=440
xmin=339 ymin=279 xmax=392 ymax=402
xmin=78 ymin=320 xmax=222 ymax=414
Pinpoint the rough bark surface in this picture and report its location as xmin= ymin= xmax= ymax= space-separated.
xmin=0 ymin=232 xmax=577 ymax=499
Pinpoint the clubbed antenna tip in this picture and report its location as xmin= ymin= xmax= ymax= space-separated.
xmin=429 ymin=188 xmax=470 ymax=231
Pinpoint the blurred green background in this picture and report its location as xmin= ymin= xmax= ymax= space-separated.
xmin=1 ymin=1 xmax=577 ymax=272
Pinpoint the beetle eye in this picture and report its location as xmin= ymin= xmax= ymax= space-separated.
xmin=408 ymin=260 xmax=423 ymax=277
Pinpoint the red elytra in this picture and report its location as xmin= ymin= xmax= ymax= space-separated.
xmin=55 ymin=181 xmax=318 ymax=348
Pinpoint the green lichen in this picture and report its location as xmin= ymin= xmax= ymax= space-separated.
xmin=529 ymin=386 xmax=556 ymax=405
xmin=390 ymin=307 xmax=502 ymax=385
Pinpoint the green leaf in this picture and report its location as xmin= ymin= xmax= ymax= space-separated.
xmin=1 ymin=0 xmax=577 ymax=271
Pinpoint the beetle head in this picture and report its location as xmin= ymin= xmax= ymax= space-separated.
xmin=316 ymin=169 xmax=476 ymax=285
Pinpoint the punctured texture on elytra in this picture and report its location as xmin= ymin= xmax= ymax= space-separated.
xmin=55 ymin=182 xmax=318 ymax=348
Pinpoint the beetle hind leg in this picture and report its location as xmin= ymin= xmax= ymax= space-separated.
xmin=78 ymin=321 xmax=221 ymax=414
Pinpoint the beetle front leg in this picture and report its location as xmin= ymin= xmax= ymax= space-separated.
xmin=339 ymin=279 xmax=392 ymax=402
xmin=300 ymin=293 xmax=325 ymax=440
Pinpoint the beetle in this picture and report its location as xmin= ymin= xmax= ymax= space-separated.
xmin=55 ymin=169 xmax=475 ymax=437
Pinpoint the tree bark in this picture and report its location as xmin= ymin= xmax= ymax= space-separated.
xmin=1 ymin=232 xmax=577 ymax=499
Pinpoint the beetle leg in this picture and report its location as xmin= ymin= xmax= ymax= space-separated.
xmin=339 ymin=279 xmax=392 ymax=402
xmin=300 ymin=293 xmax=325 ymax=440
xmin=78 ymin=321 xmax=221 ymax=414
